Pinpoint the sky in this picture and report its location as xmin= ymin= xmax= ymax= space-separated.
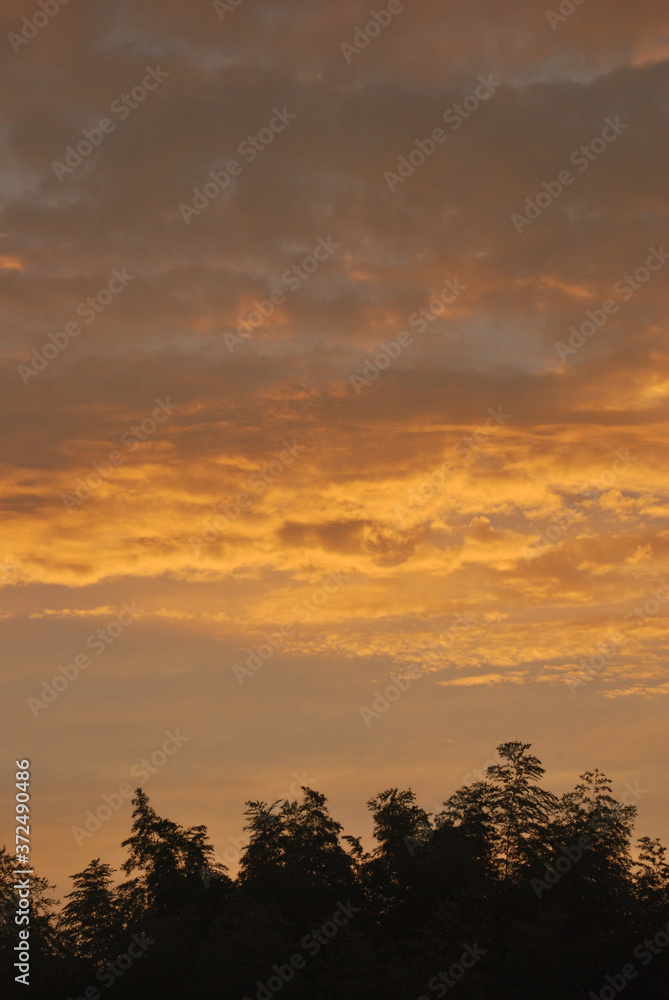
xmin=1 ymin=0 xmax=668 ymax=900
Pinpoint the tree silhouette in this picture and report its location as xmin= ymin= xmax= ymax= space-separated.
xmin=1 ymin=745 xmax=668 ymax=1000
xmin=59 ymin=859 xmax=120 ymax=965
xmin=365 ymin=788 xmax=432 ymax=912
xmin=121 ymin=788 xmax=221 ymax=916
xmin=239 ymin=786 xmax=359 ymax=924
xmin=485 ymin=740 xmax=558 ymax=879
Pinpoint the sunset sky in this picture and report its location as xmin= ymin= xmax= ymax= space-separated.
xmin=1 ymin=0 xmax=668 ymax=898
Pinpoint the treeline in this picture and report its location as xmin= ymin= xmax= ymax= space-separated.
xmin=2 ymin=742 xmax=669 ymax=999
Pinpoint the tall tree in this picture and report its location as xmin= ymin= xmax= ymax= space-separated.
xmin=59 ymin=859 xmax=119 ymax=966
xmin=438 ymin=779 xmax=497 ymax=877
xmin=121 ymin=789 xmax=220 ymax=915
xmin=365 ymin=788 xmax=432 ymax=910
xmin=239 ymin=787 xmax=359 ymax=922
xmin=551 ymin=768 xmax=636 ymax=902
xmin=485 ymin=741 xmax=557 ymax=879
xmin=634 ymin=836 xmax=669 ymax=917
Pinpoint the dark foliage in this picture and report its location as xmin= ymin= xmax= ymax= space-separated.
xmin=2 ymin=742 xmax=668 ymax=1000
